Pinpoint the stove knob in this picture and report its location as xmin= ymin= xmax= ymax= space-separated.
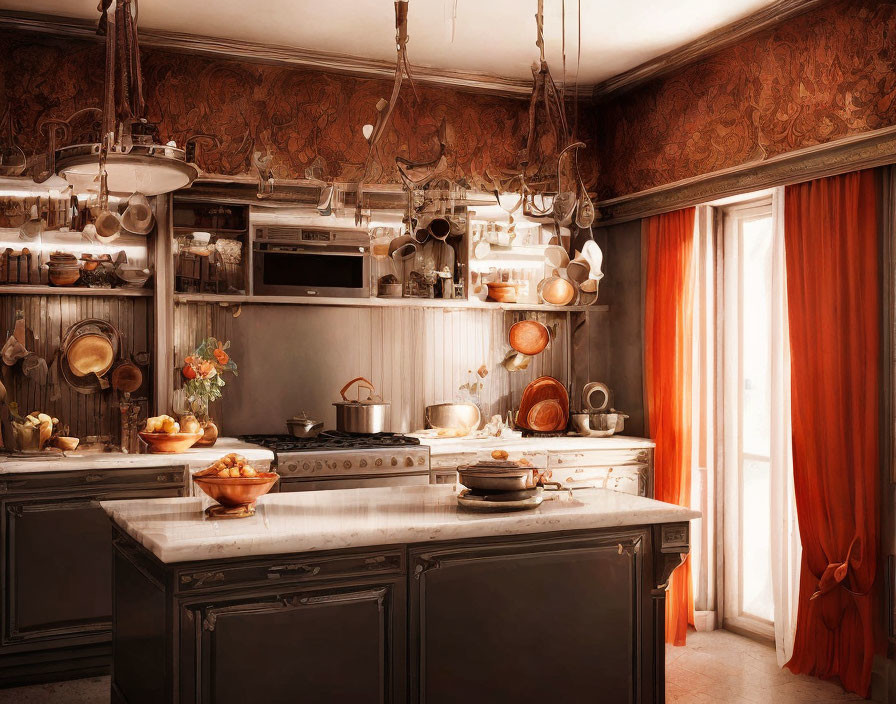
xmin=314 ymin=461 xmax=323 ymax=471
xmin=343 ymin=460 xmax=352 ymax=469
xmin=391 ymin=457 xmax=398 ymax=466
xmin=327 ymin=460 xmax=337 ymax=470
xmin=285 ymin=462 xmax=298 ymax=473
xmin=360 ymin=459 xmax=368 ymax=468
xmin=405 ymin=456 xmax=414 ymax=467
xmin=375 ymin=458 xmax=383 ymax=467
xmin=417 ymin=457 xmax=425 ymax=465
xmin=303 ymin=462 xmax=311 ymax=471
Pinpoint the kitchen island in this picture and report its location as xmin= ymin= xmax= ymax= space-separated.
xmin=103 ymin=485 xmax=697 ymax=704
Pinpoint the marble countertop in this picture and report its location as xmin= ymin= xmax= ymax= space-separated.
xmin=0 ymin=438 xmax=274 ymax=474
xmin=101 ymin=484 xmax=699 ymax=564
xmin=418 ymin=434 xmax=655 ymax=456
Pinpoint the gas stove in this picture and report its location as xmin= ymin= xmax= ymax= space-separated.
xmin=240 ymin=431 xmax=421 ymax=452
xmin=239 ymin=432 xmax=430 ymax=491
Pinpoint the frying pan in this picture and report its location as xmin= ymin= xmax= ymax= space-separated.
xmin=457 ymin=462 xmax=550 ymax=491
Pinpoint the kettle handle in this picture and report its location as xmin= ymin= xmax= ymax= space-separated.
xmin=340 ymin=377 xmax=376 ymax=402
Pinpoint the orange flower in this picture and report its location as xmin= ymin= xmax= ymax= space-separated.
xmin=184 ymin=355 xmax=199 ymax=365
xmin=213 ymin=348 xmax=229 ymax=365
xmin=182 ymin=364 xmax=197 ymax=380
xmin=198 ymin=361 xmax=216 ymax=378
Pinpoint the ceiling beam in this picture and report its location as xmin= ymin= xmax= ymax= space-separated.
xmin=591 ymin=0 xmax=832 ymax=102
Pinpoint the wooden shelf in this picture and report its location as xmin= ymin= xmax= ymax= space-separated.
xmin=0 ymin=285 xmax=154 ymax=297
xmin=173 ymin=292 xmax=607 ymax=313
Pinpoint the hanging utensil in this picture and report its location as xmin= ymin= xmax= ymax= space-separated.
xmin=94 ymin=157 xmax=121 ymax=242
xmin=573 ymin=145 xmax=595 ymax=229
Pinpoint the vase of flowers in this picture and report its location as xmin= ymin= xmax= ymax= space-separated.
xmin=181 ymin=337 xmax=237 ymax=447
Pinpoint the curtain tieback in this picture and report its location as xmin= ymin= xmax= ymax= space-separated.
xmin=810 ymin=536 xmax=866 ymax=600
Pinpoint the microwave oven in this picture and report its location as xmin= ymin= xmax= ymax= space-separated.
xmin=252 ymin=226 xmax=370 ymax=298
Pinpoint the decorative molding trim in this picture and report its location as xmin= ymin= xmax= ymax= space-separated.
xmin=595 ymin=125 xmax=896 ymax=226
xmin=591 ymin=0 xmax=832 ymax=101
xmin=0 ymin=10 xmax=555 ymax=99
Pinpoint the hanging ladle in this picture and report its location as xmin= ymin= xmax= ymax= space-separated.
xmin=94 ymin=147 xmax=121 ymax=243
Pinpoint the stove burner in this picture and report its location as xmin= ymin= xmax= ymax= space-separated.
xmin=240 ymin=431 xmax=421 ymax=452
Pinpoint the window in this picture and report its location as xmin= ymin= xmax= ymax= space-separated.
xmin=720 ymin=197 xmax=777 ymax=638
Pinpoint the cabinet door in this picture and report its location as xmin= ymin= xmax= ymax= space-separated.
xmin=2 ymin=489 xmax=180 ymax=647
xmin=410 ymin=532 xmax=647 ymax=704
xmin=187 ymin=580 xmax=406 ymax=704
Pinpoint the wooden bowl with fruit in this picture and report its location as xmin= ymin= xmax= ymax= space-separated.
xmin=138 ymin=415 xmax=203 ymax=453
xmin=192 ymin=453 xmax=279 ymax=519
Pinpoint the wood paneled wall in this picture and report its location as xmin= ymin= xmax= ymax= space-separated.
xmin=173 ymin=302 xmax=599 ymax=435
xmin=0 ymin=294 xmax=153 ymax=438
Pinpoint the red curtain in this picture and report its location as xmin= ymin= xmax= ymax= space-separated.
xmin=783 ymin=169 xmax=880 ymax=697
xmin=645 ymin=207 xmax=696 ymax=646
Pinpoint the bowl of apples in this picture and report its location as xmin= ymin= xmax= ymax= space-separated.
xmin=138 ymin=415 xmax=203 ymax=453
xmin=192 ymin=453 xmax=279 ymax=518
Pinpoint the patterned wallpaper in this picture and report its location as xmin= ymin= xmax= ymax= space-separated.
xmin=1 ymin=30 xmax=596 ymax=188
xmin=594 ymin=0 xmax=896 ymax=199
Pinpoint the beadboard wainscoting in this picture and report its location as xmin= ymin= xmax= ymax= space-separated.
xmin=174 ymin=302 xmax=603 ymax=435
xmin=0 ymin=294 xmax=153 ymax=438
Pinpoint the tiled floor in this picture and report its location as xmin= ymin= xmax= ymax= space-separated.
xmin=667 ymin=629 xmax=864 ymax=703
xmin=0 ymin=630 xmax=867 ymax=703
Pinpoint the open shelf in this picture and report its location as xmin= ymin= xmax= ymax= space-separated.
xmin=0 ymin=285 xmax=154 ymax=297
xmin=173 ymin=292 xmax=607 ymax=313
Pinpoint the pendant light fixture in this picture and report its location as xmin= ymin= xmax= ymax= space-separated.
xmin=55 ymin=0 xmax=197 ymax=196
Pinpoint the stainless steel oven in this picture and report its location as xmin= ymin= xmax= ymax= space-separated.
xmin=252 ymin=225 xmax=369 ymax=297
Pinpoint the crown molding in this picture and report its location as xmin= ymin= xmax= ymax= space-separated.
xmin=1 ymin=2 xmax=834 ymax=104
xmin=0 ymin=10 xmax=572 ymax=100
xmin=591 ymin=0 xmax=832 ymax=102
xmin=594 ymin=125 xmax=896 ymax=226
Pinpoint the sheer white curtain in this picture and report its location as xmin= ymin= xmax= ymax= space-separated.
xmin=769 ymin=187 xmax=801 ymax=666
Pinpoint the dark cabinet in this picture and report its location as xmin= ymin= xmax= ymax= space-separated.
xmin=183 ymin=581 xmax=405 ymax=704
xmin=113 ymin=523 xmax=684 ymax=704
xmin=0 ymin=467 xmax=186 ymax=686
xmin=409 ymin=530 xmax=650 ymax=704
xmin=6 ymin=497 xmax=116 ymax=643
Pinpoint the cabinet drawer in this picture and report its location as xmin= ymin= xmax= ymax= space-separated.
xmin=552 ymin=464 xmax=649 ymax=496
xmin=431 ymin=450 xmax=548 ymax=470
xmin=548 ymin=448 xmax=651 ymax=469
xmin=430 ymin=452 xmax=476 ymax=470
xmin=0 ymin=467 xmax=187 ymax=495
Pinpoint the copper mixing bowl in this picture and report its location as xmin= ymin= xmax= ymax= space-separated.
xmin=138 ymin=431 xmax=203 ymax=453
xmin=192 ymin=472 xmax=279 ymax=508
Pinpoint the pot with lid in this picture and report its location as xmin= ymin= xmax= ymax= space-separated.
xmin=333 ymin=377 xmax=390 ymax=434
xmin=286 ymin=411 xmax=324 ymax=438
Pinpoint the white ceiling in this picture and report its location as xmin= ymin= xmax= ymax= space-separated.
xmin=2 ymin=0 xmax=779 ymax=85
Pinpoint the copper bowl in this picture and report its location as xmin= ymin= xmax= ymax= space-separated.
xmin=48 ymin=267 xmax=81 ymax=286
xmin=138 ymin=431 xmax=202 ymax=453
xmin=192 ymin=472 xmax=279 ymax=510
xmin=486 ymin=282 xmax=518 ymax=303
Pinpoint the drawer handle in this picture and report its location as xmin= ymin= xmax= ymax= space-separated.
xmin=85 ymin=473 xmax=103 ymax=483
xmin=156 ymin=473 xmax=171 ymax=482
